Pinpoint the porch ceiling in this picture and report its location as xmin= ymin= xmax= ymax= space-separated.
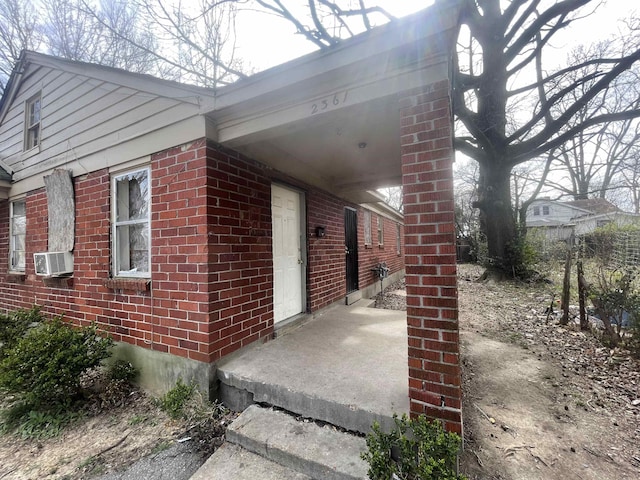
xmin=206 ymin=2 xmax=461 ymax=204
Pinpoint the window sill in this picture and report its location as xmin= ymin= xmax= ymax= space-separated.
xmin=6 ymin=272 xmax=26 ymax=283
xmin=43 ymin=276 xmax=74 ymax=289
xmin=103 ymin=278 xmax=150 ymax=292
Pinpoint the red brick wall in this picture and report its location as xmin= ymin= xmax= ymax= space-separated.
xmin=203 ymin=144 xmax=273 ymax=360
xmin=306 ymin=190 xmax=349 ymax=311
xmin=357 ymin=211 xmax=404 ymax=290
xmin=0 ymin=139 xmax=404 ymax=367
xmin=400 ymin=81 xmax=462 ymax=435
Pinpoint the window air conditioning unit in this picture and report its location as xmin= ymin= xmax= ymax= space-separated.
xmin=33 ymin=251 xmax=74 ymax=276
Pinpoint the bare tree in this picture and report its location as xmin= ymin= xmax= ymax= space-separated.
xmin=543 ymin=42 xmax=640 ymax=202
xmin=377 ymin=186 xmax=403 ymax=212
xmin=43 ymin=0 xmax=102 ymax=61
xmin=87 ymin=0 xmax=247 ymax=86
xmin=241 ymin=1 xmax=640 ymax=276
xmin=0 ymin=0 xmax=42 ymax=92
xmin=512 ymin=152 xmax=556 ymax=233
xmin=614 ymin=147 xmax=640 ymax=213
xmin=453 ymin=0 xmax=640 ymax=275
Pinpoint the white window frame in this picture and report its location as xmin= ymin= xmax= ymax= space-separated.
xmin=9 ymin=199 xmax=26 ymax=272
xmin=377 ymin=215 xmax=384 ymax=246
xmin=542 ymin=205 xmax=550 ymax=215
xmin=24 ymin=93 xmax=41 ymax=151
xmin=533 ymin=206 xmax=540 ymax=216
xmin=363 ymin=210 xmax=372 ymax=246
xmin=112 ymin=167 xmax=151 ymax=278
xmin=396 ymin=223 xmax=401 ymax=255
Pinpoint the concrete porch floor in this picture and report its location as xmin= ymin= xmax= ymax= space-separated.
xmin=216 ymin=299 xmax=409 ymax=434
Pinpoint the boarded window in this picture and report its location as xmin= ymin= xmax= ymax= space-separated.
xmin=10 ymin=200 xmax=26 ymax=271
xmin=113 ymin=168 xmax=150 ymax=277
xmin=364 ymin=210 xmax=372 ymax=245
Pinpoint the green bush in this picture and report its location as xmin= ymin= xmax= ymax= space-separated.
xmin=362 ymin=414 xmax=466 ymax=480
xmin=0 ymin=306 xmax=43 ymax=357
xmin=107 ymin=359 xmax=139 ymax=383
xmin=0 ymin=317 xmax=112 ymax=407
xmin=0 ymin=401 xmax=81 ymax=439
xmin=157 ymin=379 xmax=196 ymax=420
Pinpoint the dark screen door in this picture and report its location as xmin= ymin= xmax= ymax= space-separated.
xmin=344 ymin=208 xmax=359 ymax=293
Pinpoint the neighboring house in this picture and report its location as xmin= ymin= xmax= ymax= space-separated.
xmin=0 ymin=2 xmax=465 ymax=434
xmin=526 ymin=197 xmax=639 ymax=241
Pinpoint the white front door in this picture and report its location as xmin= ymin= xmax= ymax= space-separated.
xmin=271 ymin=184 xmax=304 ymax=323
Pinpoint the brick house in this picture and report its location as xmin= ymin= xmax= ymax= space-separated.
xmin=0 ymin=2 xmax=464 ymax=433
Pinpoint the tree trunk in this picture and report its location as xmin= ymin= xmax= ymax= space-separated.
xmin=577 ymin=258 xmax=588 ymax=331
xmin=560 ymin=239 xmax=572 ymax=326
xmin=475 ymin=163 xmax=516 ymax=274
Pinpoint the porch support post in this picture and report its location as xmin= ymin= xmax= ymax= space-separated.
xmin=400 ymin=81 xmax=462 ymax=435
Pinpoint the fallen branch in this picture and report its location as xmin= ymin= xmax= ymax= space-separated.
xmin=504 ymin=445 xmax=549 ymax=467
xmin=473 ymin=403 xmax=495 ymax=424
xmin=95 ymin=433 xmax=130 ymax=457
xmin=0 ymin=468 xmax=17 ymax=479
xmin=472 ymin=449 xmax=484 ymax=467
xmin=583 ymin=445 xmax=615 ymax=463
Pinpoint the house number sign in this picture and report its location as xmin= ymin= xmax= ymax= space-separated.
xmin=311 ymin=91 xmax=348 ymax=115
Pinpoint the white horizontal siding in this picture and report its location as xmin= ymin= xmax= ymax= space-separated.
xmin=527 ymin=201 xmax=585 ymax=224
xmin=1 ymin=63 xmax=207 ymax=183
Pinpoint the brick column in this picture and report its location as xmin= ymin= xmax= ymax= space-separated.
xmin=400 ymin=81 xmax=462 ymax=435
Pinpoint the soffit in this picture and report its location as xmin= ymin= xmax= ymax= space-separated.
xmin=207 ymin=2 xmax=461 ymax=204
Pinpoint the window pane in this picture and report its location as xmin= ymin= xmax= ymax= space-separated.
xmin=116 ymin=223 xmax=149 ymax=274
xmin=116 ymin=171 xmax=149 ymax=221
xmin=12 ymin=233 xmax=25 ymax=251
xmin=12 ymin=215 xmax=26 ymax=235
xmin=11 ymin=251 xmax=25 ymax=270
xmin=30 ymin=99 xmax=41 ymax=125
xmin=13 ymin=201 xmax=26 ymax=216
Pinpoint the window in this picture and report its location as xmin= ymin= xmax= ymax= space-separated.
xmin=533 ymin=206 xmax=540 ymax=216
xmin=542 ymin=205 xmax=550 ymax=215
xmin=112 ymin=168 xmax=150 ymax=277
xmin=396 ymin=223 xmax=401 ymax=255
xmin=25 ymin=94 xmax=41 ymax=150
xmin=364 ymin=210 xmax=372 ymax=245
xmin=377 ymin=215 xmax=383 ymax=246
xmin=10 ymin=200 xmax=26 ymax=271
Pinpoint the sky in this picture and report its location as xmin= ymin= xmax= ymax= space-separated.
xmin=234 ymin=0 xmax=636 ymax=73
xmin=234 ymin=0 xmax=435 ymax=72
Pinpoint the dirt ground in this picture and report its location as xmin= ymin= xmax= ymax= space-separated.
xmin=1 ymin=264 xmax=639 ymax=479
xmin=455 ymin=264 xmax=640 ymax=480
xmin=0 ymin=391 xmax=198 ymax=479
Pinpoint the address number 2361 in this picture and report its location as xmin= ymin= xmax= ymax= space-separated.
xmin=311 ymin=91 xmax=348 ymax=115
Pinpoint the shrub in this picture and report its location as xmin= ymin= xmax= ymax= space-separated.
xmin=107 ymin=359 xmax=139 ymax=383
xmin=361 ymin=414 xmax=466 ymax=480
xmin=0 ymin=317 xmax=113 ymax=407
xmin=157 ymin=379 xmax=196 ymax=420
xmin=590 ymin=267 xmax=640 ymax=348
xmin=0 ymin=306 xmax=43 ymax=357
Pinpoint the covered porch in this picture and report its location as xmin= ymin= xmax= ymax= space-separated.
xmin=216 ymin=298 xmax=408 ymax=434
xmin=208 ymin=0 xmax=464 ymax=433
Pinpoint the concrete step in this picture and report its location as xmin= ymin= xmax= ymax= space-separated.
xmin=226 ymin=405 xmax=368 ymax=480
xmin=217 ymin=370 xmax=397 ymax=435
xmin=190 ymin=443 xmax=312 ymax=480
